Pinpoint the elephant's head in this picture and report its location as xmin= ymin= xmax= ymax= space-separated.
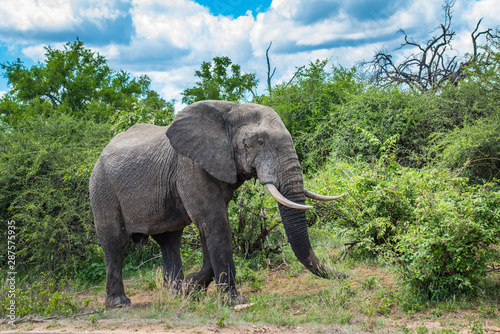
xmin=166 ymin=100 xmax=344 ymax=279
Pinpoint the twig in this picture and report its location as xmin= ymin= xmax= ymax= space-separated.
xmin=334 ymin=241 xmax=359 ymax=263
xmin=337 ymin=164 xmax=355 ymax=183
xmin=487 ymin=264 xmax=500 ymax=272
xmin=4 ymin=311 xmax=101 ymax=325
xmin=76 ymin=285 xmax=105 ymax=294
xmin=136 ymin=253 xmax=162 ymax=269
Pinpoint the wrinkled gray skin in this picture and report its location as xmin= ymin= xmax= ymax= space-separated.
xmin=90 ymin=101 xmax=343 ymax=308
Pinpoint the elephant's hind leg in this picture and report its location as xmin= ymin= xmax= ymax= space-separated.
xmin=184 ymin=232 xmax=214 ymax=293
xmin=152 ymin=230 xmax=184 ymax=292
xmin=100 ymin=230 xmax=130 ymax=308
xmin=93 ymin=202 xmax=131 ymax=308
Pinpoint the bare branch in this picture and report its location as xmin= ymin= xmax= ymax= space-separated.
xmin=365 ymin=0 xmax=499 ymax=92
xmin=266 ymin=42 xmax=276 ymax=94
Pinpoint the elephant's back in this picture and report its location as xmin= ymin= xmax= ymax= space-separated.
xmin=91 ymin=123 xmax=176 ymax=190
xmin=100 ymin=123 xmax=171 ymax=163
xmin=108 ymin=123 xmax=169 ymax=150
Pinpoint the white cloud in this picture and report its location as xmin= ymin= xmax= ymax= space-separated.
xmin=121 ymin=0 xmax=495 ymax=103
xmin=2 ymin=0 xmax=497 ymax=107
xmin=462 ymin=0 xmax=500 ymax=26
xmin=0 ymin=0 xmax=75 ymax=34
xmin=21 ymin=44 xmax=50 ymax=62
xmin=129 ymin=0 xmax=255 ymax=61
xmin=0 ymin=0 xmax=133 ymax=44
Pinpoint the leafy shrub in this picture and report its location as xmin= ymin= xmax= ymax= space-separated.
xmin=429 ymin=113 xmax=500 ymax=183
xmin=0 ymin=273 xmax=81 ymax=317
xmin=0 ymin=113 xmax=113 ymax=276
xmin=396 ymin=180 xmax=500 ymax=300
xmin=228 ymin=182 xmax=285 ymax=262
xmin=307 ymin=160 xmax=500 ymax=300
xmin=261 ymin=60 xmax=361 ymax=170
xmin=428 ymin=45 xmax=500 ymax=183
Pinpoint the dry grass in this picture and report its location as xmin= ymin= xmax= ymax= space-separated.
xmin=3 ymin=264 xmax=500 ymax=334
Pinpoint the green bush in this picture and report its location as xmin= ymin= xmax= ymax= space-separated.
xmin=427 ymin=46 xmax=500 ymax=182
xmin=307 ymin=160 xmax=500 ymax=300
xmin=228 ymin=182 xmax=285 ymax=263
xmin=396 ymin=180 xmax=500 ymax=300
xmin=0 ymin=113 xmax=113 ymax=276
xmin=429 ymin=112 xmax=500 ymax=181
xmin=0 ymin=273 xmax=82 ymax=317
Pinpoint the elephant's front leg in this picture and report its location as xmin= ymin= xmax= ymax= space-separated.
xmin=197 ymin=213 xmax=247 ymax=306
xmin=177 ymin=163 xmax=246 ymax=305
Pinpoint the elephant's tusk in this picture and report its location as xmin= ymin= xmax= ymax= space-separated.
xmin=304 ymin=189 xmax=345 ymax=201
xmin=265 ymin=184 xmax=314 ymax=210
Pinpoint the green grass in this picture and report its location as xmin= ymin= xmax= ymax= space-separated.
xmin=2 ymin=232 xmax=500 ymax=333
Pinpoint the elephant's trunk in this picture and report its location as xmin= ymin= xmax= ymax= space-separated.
xmin=278 ymin=192 xmax=333 ymax=278
xmin=273 ymin=154 xmax=338 ymax=279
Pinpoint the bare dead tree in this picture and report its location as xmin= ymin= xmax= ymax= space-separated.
xmin=366 ymin=0 xmax=499 ymax=93
xmin=266 ymin=41 xmax=276 ymax=94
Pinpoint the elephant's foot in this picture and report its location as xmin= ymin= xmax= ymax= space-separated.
xmin=183 ymin=271 xmax=213 ymax=294
xmin=330 ymin=270 xmax=349 ymax=280
xmin=105 ymin=294 xmax=131 ymax=308
xmin=223 ymin=291 xmax=247 ymax=306
xmin=168 ymin=279 xmax=184 ymax=294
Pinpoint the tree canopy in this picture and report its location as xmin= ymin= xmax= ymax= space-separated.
xmin=1 ymin=38 xmax=169 ymax=124
xmin=181 ymin=56 xmax=258 ymax=104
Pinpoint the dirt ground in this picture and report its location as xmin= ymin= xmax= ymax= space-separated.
xmin=2 ymin=266 xmax=500 ymax=334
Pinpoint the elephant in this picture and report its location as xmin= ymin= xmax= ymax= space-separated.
xmin=89 ymin=100 xmax=345 ymax=308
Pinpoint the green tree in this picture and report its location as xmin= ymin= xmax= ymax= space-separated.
xmin=1 ymin=38 xmax=164 ymax=122
xmin=110 ymin=91 xmax=175 ymax=134
xmin=181 ymin=56 xmax=258 ymax=104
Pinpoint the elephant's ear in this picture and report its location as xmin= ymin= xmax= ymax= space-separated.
xmin=166 ymin=101 xmax=237 ymax=184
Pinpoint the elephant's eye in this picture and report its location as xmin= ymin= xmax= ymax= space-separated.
xmin=244 ymin=134 xmax=264 ymax=149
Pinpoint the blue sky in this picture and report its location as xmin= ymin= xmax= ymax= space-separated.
xmin=0 ymin=0 xmax=498 ymax=108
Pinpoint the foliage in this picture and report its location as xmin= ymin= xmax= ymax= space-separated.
xmin=228 ymin=182 xmax=285 ymax=263
xmin=0 ymin=113 xmax=112 ymax=276
xmin=181 ymin=56 xmax=258 ymax=104
xmin=0 ymin=273 xmax=82 ymax=317
xmin=429 ymin=112 xmax=500 ymax=182
xmin=110 ymin=91 xmax=175 ymax=134
xmin=428 ymin=39 xmax=500 ymax=182
xmin=1 ymin=38 xmax=162 ymax=123
xmin=308 ymin=159 xmax=500 ymax=300
xmin=300 ymin=86 xmax=433 ymax=170
xmin=396 ymin=179 xmax=500 ymax=300
xmin=261 ymin=60 xmax=361 ymax=170
xmin=262 ymin=54 xmax=499 ymax=177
